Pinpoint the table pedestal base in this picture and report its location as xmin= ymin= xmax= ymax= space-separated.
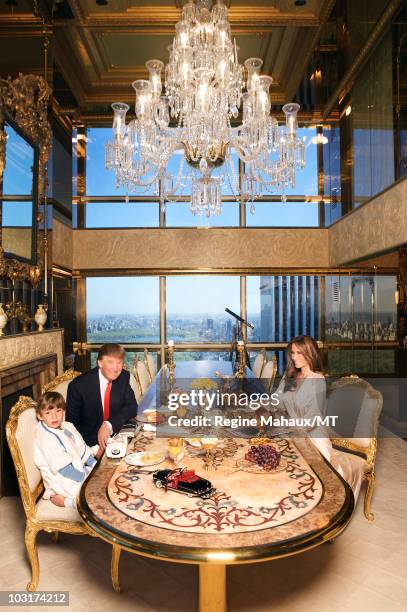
xmin=199 ymin=564 xmax=226 ymax=612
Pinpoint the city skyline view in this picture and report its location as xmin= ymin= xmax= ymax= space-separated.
xmin=86 ymin=275 xmax=397 ymax=344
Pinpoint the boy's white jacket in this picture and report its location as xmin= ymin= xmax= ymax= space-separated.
xmin=33 ymin=420 xmax=94 ymax=500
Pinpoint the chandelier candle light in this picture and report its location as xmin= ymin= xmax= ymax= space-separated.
xmin=106 ymin=0 xmax=305 ymax=217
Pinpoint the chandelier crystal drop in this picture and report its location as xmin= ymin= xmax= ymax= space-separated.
xmin=105 ymin=0 xmax=306 ymax=217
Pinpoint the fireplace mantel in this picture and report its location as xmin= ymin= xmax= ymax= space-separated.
xmin=0 ymin=329 xmax=64 ymax=375
xmin=0 ymin=329 xmax=64 ymax=496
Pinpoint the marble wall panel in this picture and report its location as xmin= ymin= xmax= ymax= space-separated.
xmin=53 ymin=218 xmax=73 ymax=270
xmin=0 ymin=329 xmax=64 ymax=374
xmin=329 ymin=177 xmax=407 ymax=266
xmin=2 ymin=228 xmax=32 ymax=260
xmin=72 ymin=228 xmax=330 ymax=270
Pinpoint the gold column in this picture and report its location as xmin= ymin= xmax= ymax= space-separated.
xmin=199 ymin=564 xmax=226 ymax=612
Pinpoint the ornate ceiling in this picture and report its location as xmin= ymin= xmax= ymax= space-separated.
xmin=0 ymin=0 xmax=335 ymax=118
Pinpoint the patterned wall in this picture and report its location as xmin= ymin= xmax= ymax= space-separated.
xmin=72 ymin=228 xmax=329 ymax=270
xmin=329 ymin=177 xmax=407 ymax=266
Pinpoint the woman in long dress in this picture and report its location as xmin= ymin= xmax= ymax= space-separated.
xmin=276 ymin=335 xmax=365 ymax=501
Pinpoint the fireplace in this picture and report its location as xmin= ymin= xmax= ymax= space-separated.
xmin=0 ymin=332 xmax=63 ymax=496
xmin=2 ymin=386 xmax=34 ymax=496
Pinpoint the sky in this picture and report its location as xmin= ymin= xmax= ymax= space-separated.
xmin=87 ymin=275 xmax=397 ymax=319
xmin=84 ymin=126 xmax=319 ymax=229
xmin=87 ymin=275 xmax=242 ymax=316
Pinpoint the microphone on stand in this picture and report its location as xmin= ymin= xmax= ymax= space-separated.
xmin=225 ymin=308 xmax=255 ymax=330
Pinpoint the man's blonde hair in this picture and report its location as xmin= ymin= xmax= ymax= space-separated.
xmin=97 ymin=343 xmax=126 ymax=361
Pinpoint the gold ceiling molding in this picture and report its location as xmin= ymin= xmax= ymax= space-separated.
xmin=0 ymin=30 xmax=45 ymax=38
xmin=8 ymin=0 xmax=327 ymax=116
xmin=75 ymin=7 xmax=319 ymax=29
xmin=0 ymin=15 xmax=42 ymax=27
xmin=72 ymin=108 xmax=331 ymax=124
xmin=82 ymin=89 xmax=286 ymax=106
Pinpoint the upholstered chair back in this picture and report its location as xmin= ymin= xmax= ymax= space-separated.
xmin=144 ymin=349 xmax=157 ymax=383
xmin=326 ymin=377 xmax=383 ymax=455
xmin=326 ymin=376 xmax=383 ymax=521
xmin=6 ymin=396 xmax=43 ymax=517
xmin=134 ymin=357 xmax=151 ymax=396
xmin=261 ymin=356 xmax=278 ymax=393
xmin=129 ymin=372 xmax=142 ymax=404
xmin=252 ymin=350 xmax=266 ymax=378
xmin=42 ymin=369 xmax=81 ymax=400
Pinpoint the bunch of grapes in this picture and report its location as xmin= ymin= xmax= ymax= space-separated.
xmin=245 ymin=445 xmax=280 ymax=471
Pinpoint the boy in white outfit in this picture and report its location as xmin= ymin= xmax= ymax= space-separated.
xmin=34 ymin=392 xmax=100 ymax=509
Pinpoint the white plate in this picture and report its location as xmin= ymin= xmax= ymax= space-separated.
xmin=186 ymin=438 xmax=202 ymax=448
xmin=125 ymin=451 xmax=165 ymax=466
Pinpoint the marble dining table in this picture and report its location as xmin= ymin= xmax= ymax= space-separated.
xmin=77 ymin=361 xmax=355 ymax=612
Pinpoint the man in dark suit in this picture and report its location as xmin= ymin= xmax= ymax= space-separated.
xmin=66 ymin=343 xmax=138 ymax=452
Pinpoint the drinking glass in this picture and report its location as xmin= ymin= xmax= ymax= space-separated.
xmin=168 ymin=438 xmax=184 ymax=465
xmin=201 ymin=437 xmax=219 ymax=470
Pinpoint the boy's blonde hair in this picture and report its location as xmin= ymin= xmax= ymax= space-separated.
xmin=36 ymin=391 xmax=66 ymax=415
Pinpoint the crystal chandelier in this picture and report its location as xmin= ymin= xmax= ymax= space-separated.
xmin=105 ymin=0 xmax=305 ymax=217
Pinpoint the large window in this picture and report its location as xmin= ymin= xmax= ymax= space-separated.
xmin=84 ymin=273 xmax=397 ymax=377
xmin=77 ymin=126 xmax=321 ymax=228
xmin=323 ymin=126 xmax=341 ymax=226
xmin=246 ymin=202 xmax=319 ymax=227
xmin=86 ymin=277 xmax=160 ymax=343
xmin=86 ymin=202 xmax=159 ymax=228
xmin=247 ymin=276 xmax=321 ymax=343
xmin=2 ymin=122 xmax=34 ymax=195
xmin=1 ymin=120 xmax=36 ymax=261
xmin=165 ymin=202 xmax=239 ymax=227
xmin=86 ymin=128 xmax=127 ymax=197
xmin=352 ymin=33 xmax=395 ymax=208
xmin=325 ymin=275 xmax=397 ymax=342
xmin=166 ymin=276 xmax=240 ymax=343
xmin=284 ymin=127 xmax=318 ymax=196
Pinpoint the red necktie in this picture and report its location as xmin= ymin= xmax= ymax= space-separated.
xmin=103 ymin=381 xmax=111 ymax=421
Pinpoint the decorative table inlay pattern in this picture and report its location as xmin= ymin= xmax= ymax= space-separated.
xmin=107 ymin=435 xmax=323 ymax=534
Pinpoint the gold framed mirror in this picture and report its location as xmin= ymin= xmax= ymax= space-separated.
xmin=0 ymin=73 xmax=51 ymax=286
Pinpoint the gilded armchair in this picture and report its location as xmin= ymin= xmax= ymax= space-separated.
xmin=6 ymin=396 xmax=89 ymax=591
xmin=326 ymin=376 xmax=383 ymax=521
xmin=41 ymin=368 xmax=81 ymax=398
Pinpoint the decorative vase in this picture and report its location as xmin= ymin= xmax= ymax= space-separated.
xmin=0 ymin=303 xmax=7 ymax=336
xmin=34 ymin=304 xmax=47 ymax=332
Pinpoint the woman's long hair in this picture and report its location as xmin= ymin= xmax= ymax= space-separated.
xmin=285 ymin=335 xmax=323 ymax=390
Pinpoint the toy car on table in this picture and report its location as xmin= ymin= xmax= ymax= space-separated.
xmin=153 ymin=468 xmax=215 ymax=499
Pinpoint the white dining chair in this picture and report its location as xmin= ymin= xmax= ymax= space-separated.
xmin=144 ymin=348 xmax=157 ymax=383
xmin=260 ymin=356 xmax=278 ymax=393
xmin=133 ymin=356 xmax=151 ymax=396
xmin=252 ymin=349 xmax=266 ymax=378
